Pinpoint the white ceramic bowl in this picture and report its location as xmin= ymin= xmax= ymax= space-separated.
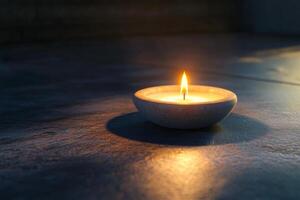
xmin=133 ymin=85 xmax=237 ymax=129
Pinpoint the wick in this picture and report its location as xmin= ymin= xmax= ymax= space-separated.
xmin=183 ymin=92 xmax=186 ymax=100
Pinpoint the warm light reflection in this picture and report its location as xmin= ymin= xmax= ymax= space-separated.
xmin=180 ymin=71 xmax=188 ymax=100
xmin=134 ymin=149 xmax=227 ymax=200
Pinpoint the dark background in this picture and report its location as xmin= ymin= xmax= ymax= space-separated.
xmin=1 ymin=0 xmax=300 ymax=44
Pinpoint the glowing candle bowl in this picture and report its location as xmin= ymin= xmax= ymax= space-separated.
xmin=133 ymin=85 xmax=237 ymax=129
xmin=133 ymin=72 xmax=237 ymax=129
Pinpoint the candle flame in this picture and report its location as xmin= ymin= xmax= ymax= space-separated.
xmin=180 ymin=71 xmax=188 ymax=100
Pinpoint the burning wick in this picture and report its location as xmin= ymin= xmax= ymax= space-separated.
xmin=180 ymin=71 xmax=188 ymax=100
xmin=133 ymin=69 xmax=237 ymax=129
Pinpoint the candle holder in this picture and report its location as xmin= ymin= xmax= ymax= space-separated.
xmin=133 ymin=84 xmax=237 ymax=129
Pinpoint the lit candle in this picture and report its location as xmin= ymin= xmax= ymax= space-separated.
xmin=133 ymin=71 xmax=237 ymax=129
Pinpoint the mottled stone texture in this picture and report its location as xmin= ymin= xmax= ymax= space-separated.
xmin=0 ymin=34 xmax=300 ymax=199
xmin=0 ymin=0 xmax=238 ymax=43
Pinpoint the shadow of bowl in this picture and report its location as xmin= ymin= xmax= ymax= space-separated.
xmin=106 ymin=112 xmax=269 ymax=146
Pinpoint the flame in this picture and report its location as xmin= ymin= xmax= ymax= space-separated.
xmin=180 ymin=71 xmax=188 ymax=100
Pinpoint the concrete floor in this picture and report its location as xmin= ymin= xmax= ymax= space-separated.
xmin=0 ymin=34 xmax=300 ymax=199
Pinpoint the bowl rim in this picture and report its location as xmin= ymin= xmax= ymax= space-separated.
xmin=134 ymin=85 xmax=237 ymax=106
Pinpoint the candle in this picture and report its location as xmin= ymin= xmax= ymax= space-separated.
xmin=133 ymin=71 xmax=237 ymax=129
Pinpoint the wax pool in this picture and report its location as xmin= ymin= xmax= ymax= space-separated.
xmin=136 ymin=85 xmax=233 ymax=105
xmin=148 ymin=92 xmax=224 ymax=104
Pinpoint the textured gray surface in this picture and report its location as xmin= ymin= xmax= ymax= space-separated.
xmin=0 ymin=34 xmax=300 ymax=199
